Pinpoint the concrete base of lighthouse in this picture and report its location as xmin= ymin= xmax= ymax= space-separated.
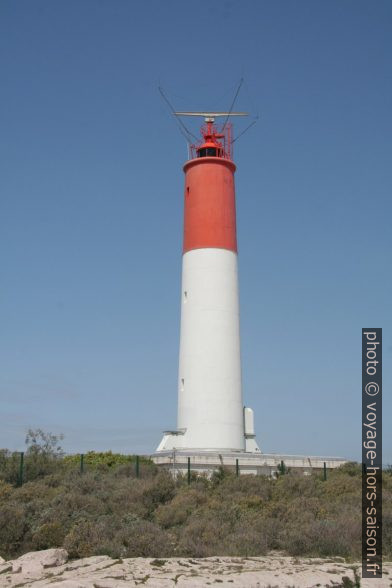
xmin=155 ymin=428 xmax=261 ymax=454
xmin=153 ymin=413 xmax=346 ymax=477
xmin=153 ymin=405 xmax=347 ymax=476
xmin=155 ymin=405 xmax=261 ymax=454
xmin=151 ymin=449 xmax=347 ymax=478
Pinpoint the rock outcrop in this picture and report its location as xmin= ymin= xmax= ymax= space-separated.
xmin=0 ymin=549 xmax=390 ymax=587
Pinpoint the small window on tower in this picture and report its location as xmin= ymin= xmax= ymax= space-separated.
xmin=183 ymin=291 xmax=188 ymax=302
xmin=181 ymin=378 xmax=185 ymax=391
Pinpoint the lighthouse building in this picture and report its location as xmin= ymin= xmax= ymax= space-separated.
xmin=156 ymin=117 xmax=260 ymax=455
xmin=153 ymin=114 xmax=346 ymax=476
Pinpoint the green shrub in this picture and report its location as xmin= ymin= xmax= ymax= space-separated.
xmin=0 ymin=444 xmax=390 ymax=561
xmin=64 ymin=515 xmax=170 ymax=559
xmin=62 ymin=451 xmax=153 ymax=469
xmin=0 ymin=504 xmax=27 ymax=558
xmin=142 ymin=472 xmax=176 ymax=515
xmin=31 ymin=521 xmax=66 ymax=550
xmin=154 ymin=488 xmax=207 ymax=528
xmin=0 ymin=450 xmax=24 ymax=485
xmin=0 ymin=479 xmax=14 ymax=500
xmin=279 ymin=512 xmax=361 ymax=558
xmin=63 ymin=519 xmax=102 ymax=558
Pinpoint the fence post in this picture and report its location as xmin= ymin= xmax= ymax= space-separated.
xmin=236 ymin=458 xmax=239 ymax=477
xmin=80 ymin=454 xmax=84 ymax=474
xmin=323 ymin=462 xmax=327 ymax=481
xmin=187 ymin=457 xmax=191 ymax=485
xmin=280 ymin=460 xmax=285 ymax=475
xmin=135 ymin=455 xmax=140 ymax=478
xmin=18 ymin=452 xmax=24 ymax=486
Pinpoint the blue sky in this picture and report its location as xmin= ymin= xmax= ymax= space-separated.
xmin=1 ymin=0 xmax=391 ymax=463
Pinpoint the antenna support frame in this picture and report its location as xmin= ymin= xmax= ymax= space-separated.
xmin=172 ymin=113 xmax=248 ymax=162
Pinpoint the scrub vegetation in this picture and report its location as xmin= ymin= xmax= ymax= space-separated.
xmin=0 ymin=430 xmax=391 ymax=561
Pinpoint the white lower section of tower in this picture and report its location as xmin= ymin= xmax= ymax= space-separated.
xmin=156 ymin=248 xmax=260 ymax=453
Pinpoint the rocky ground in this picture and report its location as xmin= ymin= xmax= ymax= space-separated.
xmin=0 ymin=549 xmax=390 ymax=587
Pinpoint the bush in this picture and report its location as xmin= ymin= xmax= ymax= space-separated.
xmin=0 ymin=504 xmax=27 ymax=558
xmin=31 ymin=521 xmax=66 ymax=550
xmin=62 ymin=451 xmax=154 ymax=470
xmin=0 ymin=480 xmax=14 ymax=500
xmin=0 ymin=442 xmax=390 ymax=561
xmin=0 ymin=450 xmax=24 ymax=485
xmin=142 ymin=472 xmax=176 ymax=516
xmin=154 ymin=488 xmax=207 ymax=528
xmin=64 ymin=515 xmax=170 ymax=559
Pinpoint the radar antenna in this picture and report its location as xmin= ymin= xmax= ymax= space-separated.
xmin=159 ymin=81 xmax=258 ymax=160
xmin=174 ymin=112 xmax=248 ymax=122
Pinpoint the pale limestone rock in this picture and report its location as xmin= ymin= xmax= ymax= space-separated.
xmin=46 ymin=581 xmax=93 ymax=588
xmin=93 ymin=582 xmax=133 ymax=588
xmin=0 ymin=553 xmax=391 ymax=588
xmin=11 ymin=562 xmax=21 ymax=573
xmin=11 ymin=548 xmax=68 ymax=574
xmin=64 ymin=555 xmax=112 ymax=570
xmin=0 ymin=562 xmax=12 ymax=574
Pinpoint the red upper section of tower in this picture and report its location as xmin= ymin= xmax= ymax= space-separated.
xmin=183 ymin=157 xmax=237 ymax=254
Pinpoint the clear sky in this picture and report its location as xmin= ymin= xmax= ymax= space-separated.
xmin=1 ymin=0 xmax=391 ymax=463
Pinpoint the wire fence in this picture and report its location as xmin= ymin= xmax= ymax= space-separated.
xmin=1 ymin=450 xmax=363 ymax=488
xmin=0 ymin=450 xmax=156 ymax=487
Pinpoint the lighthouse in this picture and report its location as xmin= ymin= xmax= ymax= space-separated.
xmin=153 ymin=111 xmax=348 ymax=476
xmin=156 ymin=113 xmax=260 ymax=455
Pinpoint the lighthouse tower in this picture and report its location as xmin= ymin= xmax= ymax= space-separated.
xmin=157 ymin=113 xmax=260 ymax=455
xmin=153 ymin=112 xmax=348 ymax=476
